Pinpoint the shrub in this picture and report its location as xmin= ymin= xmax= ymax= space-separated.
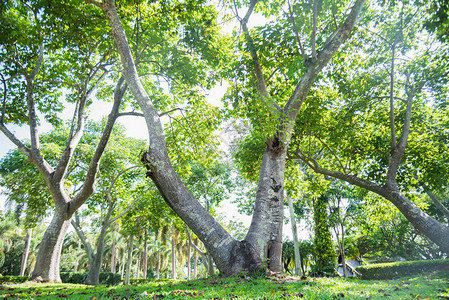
xmin=0 ymin=275 xmax=30 ymax=284
xmin=60 ymin=272 xmax=121 ymax=285
xmin=356 ymin=258 xmax=449 ymax=280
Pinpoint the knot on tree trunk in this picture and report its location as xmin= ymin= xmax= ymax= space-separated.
xmin=228 ymin=240 xmax=263 ymax=276
xmin=141 ymin=151 xmax=154 ymax=178
xmin=266 ymin=136 xmax=283 ymax=153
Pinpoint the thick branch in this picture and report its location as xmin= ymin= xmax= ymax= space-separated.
xmin=70 ymin=77 xmax=125 ymax=214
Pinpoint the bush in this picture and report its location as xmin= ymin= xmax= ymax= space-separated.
xmin=356 ymin=258 xmax=449 ymax=280
xmin=60 ymin=272 xmax=121 ymax=285
xmin=0 ymin=275 xmax=30 ymax=284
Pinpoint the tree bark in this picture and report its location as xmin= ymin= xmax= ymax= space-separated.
xmin=20 ymin=228 xmax=32 ymax=276
xmin=31 ymin=207 xmax=71 ymax=283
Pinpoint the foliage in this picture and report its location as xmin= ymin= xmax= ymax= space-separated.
xmin=60 ymin=272 xmax=121 ymax=285
xmin=0 ymin=271 xmax=448 ymax=299
xmin=356 ymin=258 xmax=449 ymax=280
xmin=312 ymin=194 xmax=336 ymax=276
xmin=0 ymin=276 xmax=30 ymax=284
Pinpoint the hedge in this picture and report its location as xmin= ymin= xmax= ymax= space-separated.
xmin=356 ymin=258 xmax=449 ymax=280
xmin=60 ymin=272 xmax=122 ymax=285
xmin=0 ymin=275 xmax=30 ymax=284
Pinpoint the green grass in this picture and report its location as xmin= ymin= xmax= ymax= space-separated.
xmin=1 ymin=270 xmax=448 ymax=299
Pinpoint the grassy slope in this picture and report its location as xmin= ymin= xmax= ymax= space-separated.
xmin=1 ymin=270 xmax=448 ymax=299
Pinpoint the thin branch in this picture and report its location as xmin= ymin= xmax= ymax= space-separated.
xmin=426 ymin=190 xmax=449 ymax=222
xmin=0 ymin=73 xmax=6 ymax=124
xmin=117 ymin=111 xmax=144 ymax=118
xmin=287 ymin=0 xmax=306 ymax=62
xmin=389 ymin=41 xmax=397 ymax=150
xmin=315 ymin=135 xmax=347 ymax=173
xmin=0 ymin=123 xmax=31 ymax=156
xmin=312 ymin=0 xmax=318 ymax=59
xmin=84 ymin=0 xmax=102 ymax=8
xmin=240 ymin=0 xmax=281 ymax=111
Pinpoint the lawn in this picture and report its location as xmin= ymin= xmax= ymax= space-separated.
xmin=1 ymin=270 xmax=448 ymax=299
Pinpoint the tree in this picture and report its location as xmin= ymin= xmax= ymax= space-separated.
xmin=0 ymin=0 xmax=125 ymax=282
xmin=289 ymin=1 xmax=449 ymax=254
xmin=86 ymin=0 xmax=367 ymax=275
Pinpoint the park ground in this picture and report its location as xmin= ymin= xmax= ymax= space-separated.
xmin=1 ymin=270 xmax=448 ymax=299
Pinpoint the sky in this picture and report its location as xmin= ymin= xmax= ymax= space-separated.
xmin=0 ymin=6 xmax=310 ymax=241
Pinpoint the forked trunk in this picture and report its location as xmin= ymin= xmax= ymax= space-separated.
xmin=31 ymin=208 xmax=71 ymax=283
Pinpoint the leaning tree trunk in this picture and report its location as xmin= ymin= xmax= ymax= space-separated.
xmin=31 ymin=207 xmax=71 ymax=283
xmin=20 ymin=228 xmax=32 ymax=276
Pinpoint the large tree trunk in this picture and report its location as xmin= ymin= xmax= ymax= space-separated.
xmin=31 ymin=208 xmax=71 ymax=283
xmin=246 ymin=147 xmax=286 ymax=272
xmin=20 ymin=228 xmax=33 ymax=276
